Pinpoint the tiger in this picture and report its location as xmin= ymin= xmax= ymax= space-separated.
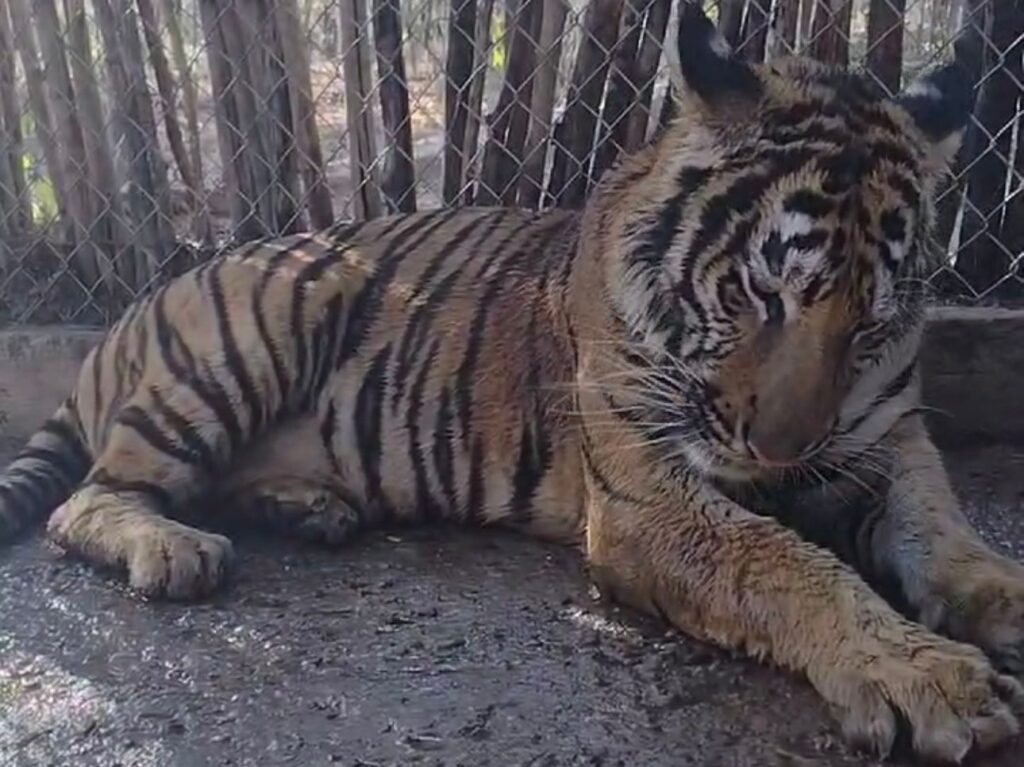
xmin=2 ymin=3 xmax=1024 ymax=762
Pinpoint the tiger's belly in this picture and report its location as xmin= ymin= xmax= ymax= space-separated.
xmin=218 ymin=353 xmax=587 ymax=544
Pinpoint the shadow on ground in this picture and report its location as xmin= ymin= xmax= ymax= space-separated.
xmin=2 ymin=447 xmax=1024 ymax=767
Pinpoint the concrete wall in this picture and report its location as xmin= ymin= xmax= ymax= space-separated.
xmin=1 ymin=308 xmax=1021 ymax=450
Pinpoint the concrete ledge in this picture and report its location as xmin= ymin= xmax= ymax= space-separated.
xmin=1 ymin=307 xmax=1022 ymax=449
xmin=921 ymin=307 xmax=1024 ymax=447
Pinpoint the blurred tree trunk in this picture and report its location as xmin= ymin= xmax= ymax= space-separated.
xmin=276 ymin=0 xmax=335 ymax=228
xmin=769 ymin=0 xmax=800 ymax=59
xmin=740 ymin=0 xmax=770 ymax=62
xmin=865 ymin=0 xmax=904 ymax=93
xmin=461 ymin=0 xmax=495 ymax=200
xmin=592 ymin=0 xmax=647 ymax=188
xmin=932 ymin=0 xmax=989 ymax=277
xmin=443 ymin=0 xmax=477 ymax=204
xmin=137 ymin=0 xmax=206 ymax=236
xmin=477 ymin=0 xmax=542 ymax=205
xmin=718 ymin=0 xmax=745 ymax=46
xmin=199 ymin=0 xmax=306 ymax=239
xmin=338 ymin=0 xmax=382 ymax=219
xmin=519 ymin=0 xmax=568 ymax=209
xmin=94 ymin=0 xmax=176 ymax=285
xmin=160 ymin=0 xmax=208 ymax=240
xmin=0 ymin=2 xmax=28 ymax=238
xmin=624 ymin=0 xmax=670 ymax=152
xmin=799 ymin=0 xmax=815 ymax=52
xmin=809 ymin=0 xmax=853 ymax=67
xmin=66 ymin=0 xmax=126 ymax=284
xmin=8 ymin=0 xmax=79 ymax=256
xmin=959 ymin=0 xmax=1023 ymax=293
xmin=547 ymin=0 xmax=626 ymax=208
xmin=34 ymin=0 xmax=105 ymax=285
xmin=373 ymin=0 xmax=417 ymax=213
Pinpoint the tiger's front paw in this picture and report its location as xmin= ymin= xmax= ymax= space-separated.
xmin=922 ymin=557 xmax=1024 ymax=675
xmin=817 ymin=633 xmax=1024 ymax=763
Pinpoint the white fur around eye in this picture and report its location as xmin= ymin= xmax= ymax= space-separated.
xmin=709 ymin=33 xmax=731 ymax=59
xmin=872 ymin=261 xmax=897 ymax=318
xmin=778 ymin=212 xmax=812 ymax=240
xmin=887 ymin=240 xmax=906 ymax=263
xmin=900 ymin=79 xmax=942 ymax=101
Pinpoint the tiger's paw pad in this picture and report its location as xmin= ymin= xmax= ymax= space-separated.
xmin=826 ymin=639 xmax=1023 ymax=763
xmin=124 ymin=523 xmax=234 ymax=601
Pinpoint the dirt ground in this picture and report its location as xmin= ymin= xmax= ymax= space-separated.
xmin=1 ymin=446 xmax=1024 ymax=767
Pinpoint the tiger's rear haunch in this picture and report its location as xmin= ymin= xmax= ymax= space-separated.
xmin=3 ymin=4 xmax=1024 ymax=762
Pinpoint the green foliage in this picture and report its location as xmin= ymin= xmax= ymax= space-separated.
xmin=22 ymin=154 xmax=58 ymax=225
xmin=490 ymin=13 xmax=507 ymax=70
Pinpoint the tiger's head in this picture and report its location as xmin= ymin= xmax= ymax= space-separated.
xmin=581 ymin=3 xmax=973 ymax=482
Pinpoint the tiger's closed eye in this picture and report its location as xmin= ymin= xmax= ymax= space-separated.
xmin=718 ymin=271 xmax=752 ymax=313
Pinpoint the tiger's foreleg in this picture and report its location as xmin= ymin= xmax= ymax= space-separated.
xmin=584 ymin=476 xmax=1024 ymax=763
xmin=866 ymin=415 xmax=1024 ymax=674
xmin=46 ymin=384 xmax=236 ymax=600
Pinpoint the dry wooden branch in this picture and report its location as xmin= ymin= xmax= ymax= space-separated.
xmin=35 ymin=0 xmax=107 ymax=284
xmin=0 ymin=2 xmax=28 ymax=237
xmin=276 ymin=0 xmax=335 ymax=229
xmin=718 ymin=0 xmax=745 ymax=47
xmin=443 ymin=0 xmax=478 ymax=204
xmin=477 ymin=0 xmax=543 ymax=205
xmin=865 ymin=0 xmax=905 ymax=93
xmin=547 ymin=0 xmax=626 ymax=208
xmin=136 ymin=0 xmax=203 ymax=223
xmin=93 ymin=0 xmax=175 ymax=285
xmin=769 ymin=0 xmax=801 ymax=60
xmin=461 ymin=0 xmax=495 ymax=201
xmin=740 ymin=0 xmax=770 ymax=62
xmin=339 ymin=0 xmax=383 ymax=219
xmin=519 ymin=0 xmax=568 ymax=209
xmin=158 ymin=0 xmax=210 ymax=240
xmin=808 ymin=0 xmax=853 ymax=67
xmin=624 ymin=0 xmax=670 ymax=152
xmin=592 ymin=0 xmax=648 ymax=188
xmin=66 ymin=0 xmax=127 ymax=282
xmin=373 ymin=0 xmax=417 ymax=213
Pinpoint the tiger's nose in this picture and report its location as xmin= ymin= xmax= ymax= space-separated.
xmin=745 ymin=417 xmax=824 ymax=465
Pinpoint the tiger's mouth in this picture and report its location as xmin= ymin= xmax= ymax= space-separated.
xmin=682 ymin=423 xmax=839 ymax=484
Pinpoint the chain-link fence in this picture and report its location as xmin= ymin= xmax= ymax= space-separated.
xmin=0 ymin=0 xmax=1020 ymax=325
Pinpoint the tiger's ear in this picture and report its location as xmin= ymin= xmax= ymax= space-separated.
xmin=896 ymin=62 xmax=975 ymax=168
xmin=672 ymin=2 xmax=761 ymax=107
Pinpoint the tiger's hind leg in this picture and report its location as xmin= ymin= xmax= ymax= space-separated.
xmin=208 ymin=414 xmax=365 ymax=547
xmin=218 ymin=480 xmax=363 ymax=546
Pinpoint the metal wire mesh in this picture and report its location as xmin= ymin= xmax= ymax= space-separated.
xmin=0 ymin=0 xmax=1020 ymax=325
